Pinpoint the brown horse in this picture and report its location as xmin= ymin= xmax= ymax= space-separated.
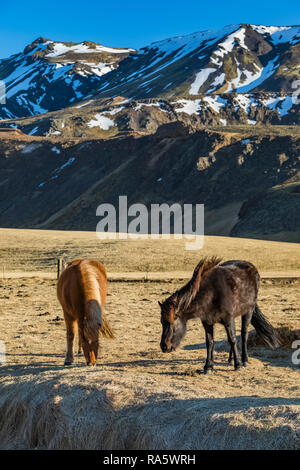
xmin=57 ymin=259 xmax=114 ymax=366
xmin=159 ymin=257 xmax=279 ymax=373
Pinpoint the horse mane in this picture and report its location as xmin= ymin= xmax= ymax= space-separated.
xmin=79 ymin=261 xmax=103 ymax=303
xmin=166 ymin=256 xmax=222 ymax=312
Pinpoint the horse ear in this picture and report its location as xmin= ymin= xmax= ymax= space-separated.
xmin=158 ymin=301 xmax=162 ymax=307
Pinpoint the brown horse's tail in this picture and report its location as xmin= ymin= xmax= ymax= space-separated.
xmin=251 ymin=304 xmax=280 ymax=349
xmin=99 ymin=309 xmax=115 ymax=339
xmin=83 ymin=300 xmax=115 ymax=341
xmin=81 ymin=263 xmax=115 ymax=341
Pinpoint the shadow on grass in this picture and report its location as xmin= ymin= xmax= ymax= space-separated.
xmin=0 ymin=369 xmax=299 ymax=449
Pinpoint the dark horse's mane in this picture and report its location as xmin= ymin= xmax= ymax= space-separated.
xmin=164 ymin=256 xmax=222 ymax=311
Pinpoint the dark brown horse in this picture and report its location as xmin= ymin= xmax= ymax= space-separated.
xmin=159 ymin=257 xmax=279 ymax=373
xmin=57 ymin=259 xmax=114 ymax=366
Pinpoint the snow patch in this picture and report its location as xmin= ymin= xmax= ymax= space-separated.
xmin=47 ymin=42 xmax=134 ymax=58
xmin=251 ymin=25 xmax=300 ymax=45
xmin=262 ymin=94 xmax=296 ymax=116
xmin=105 ymin=106 xmax=125 ymax=115
xmin=21 ymin=143 xmax=42 ymax=154
xmin=229 ymin=57 xmax=279 ymax=93
xmin=203 ymin=95 xmax=227 ymax=113
xmin=50 ymin=130 xmax=62 ymax=136
xmin=37 ymin=157 xmax=75 ymax=188
xmin=28 ymin=126 xmax=39 ymax=136
xmin=214 ymin=27 xmax=248 ymax=60
xmin=134 ymin=102 xmax=167 ymax=112
xmin=173 ymin=99 xmax=201 ymax=115
xmin=190 ymin=68 xmax=216 ymax=95
xmin=87 ymin=114 xmax=115 ymax=130
xmin=76 ymin=100 xmax=93 ymax=108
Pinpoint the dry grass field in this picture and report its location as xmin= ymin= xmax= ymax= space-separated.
xmin=0 ymin=229 xmax=299 ymax=449
xmin=1 ymin=228 xmax=300 ymax=276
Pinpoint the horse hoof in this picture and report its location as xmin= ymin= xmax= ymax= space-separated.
xmin=234 ymin=364 xmax=242 ymax=371
xmin=64 ymin=360 xmax=73 ymax=366
xmin=242 ymin=362 xmax=249 ymax=367
xmin=204 ymin=368 xmax=214 ymax=375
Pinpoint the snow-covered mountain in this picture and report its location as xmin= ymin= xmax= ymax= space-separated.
xmin=0 ymin=37 xmax=135 ymax=119
xmin=0 ymin=24 xmax=300 ymax=123
xmin=96 ymin=23 xmax=300 ymax=97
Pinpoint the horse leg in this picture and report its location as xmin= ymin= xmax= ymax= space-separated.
xmin=228 ymin=320 xmax=236 ymax=364
xmin=202 ymin=321 xmax=214 ymax=374
xmin=78 ymin=323 xmax=89 ymax=364
xmin=224 ymin=317 xmax=242 ymax=370
xmin=64 ymin=316 xmax=76 ymax=365
xmin=241 ymin=311 xmax=252 ymax=366
xmin=228 ymin=347 xmax=233 ymax=364
xmin=77 ymin=324 xmax=82 ymax=355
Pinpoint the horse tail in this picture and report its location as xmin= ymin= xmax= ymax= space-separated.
xmin=80 ymin=261 xmax=115 ymax=341
xmin=83 ymin=300 xmax=115 ymax=341
xmin=99 ymin=309 xmax=115 ymax=339
xmin=251 ymin=304 xmax=280 ymax=349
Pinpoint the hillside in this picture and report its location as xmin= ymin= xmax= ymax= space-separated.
xmin=0 ymin=123 xmax=299 ymax=240
xmin=1 ymin=24 xmax=300 ymax=127
xmin=95 ymin=24 xmax=300 ymax=98
xmin=0 ymin=37 xmax=135 ymax=119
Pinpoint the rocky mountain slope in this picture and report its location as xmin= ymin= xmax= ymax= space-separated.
xmin=0 ymin=37 xmax=135 ymax=119
xmin=1 ymin=24 xmax=300 ymax=127
xmin=95 ymin=24 xmax=300 ymax=98
xmin=1 ymin=91 xmax=299 ymax=141
xmin=0 ymin=123 xmax=299 ymax=241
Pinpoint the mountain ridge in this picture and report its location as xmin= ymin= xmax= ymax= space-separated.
xmin=0 ymin=36 xmax=136 ymax=119
xmin=1 ymin=23 xmax=300 ymax=125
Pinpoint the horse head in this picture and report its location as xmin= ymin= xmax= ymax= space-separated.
xmin=159 ymin=297 xmax=186 ymax=353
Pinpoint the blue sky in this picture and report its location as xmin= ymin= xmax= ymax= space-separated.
xmin=0 ymin=0 xmax=299 ymax=58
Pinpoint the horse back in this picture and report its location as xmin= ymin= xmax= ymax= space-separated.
xmin=219 ymin=260 xmax=260 ymax=290
xmin=204 ymin=260 xmax=260 ymax=317
xmin=57 ymin=259 xmax=107 ymax=320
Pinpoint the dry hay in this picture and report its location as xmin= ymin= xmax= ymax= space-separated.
xmin=0 ymin=370 xmax=299 ymax=450
xmin=247 ymin=324 xmax=300 ymax=349
xmin=214 ymin=324 xmax=300 ymax=352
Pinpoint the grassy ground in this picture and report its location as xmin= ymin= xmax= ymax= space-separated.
xmin=0 ymin=229 xmax=299 ymax=449
xmin=0 ymin=228 xmax=300 ymax=275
